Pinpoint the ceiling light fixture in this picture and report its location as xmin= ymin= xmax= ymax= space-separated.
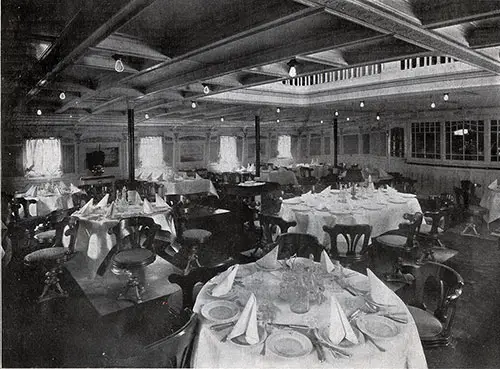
xmin=36 ymin=109 xmax=42 ymax=116
xmin=114 ymin=58 xmax=124 ymax=73
xmin=287 ymin=59 xmax=298 ymax=78
xmin=220 ymin=117 xmax=224 ymax=122
xmin=203 ymin=84 xmax=210 ymax=94
xmin=145 ymin=113 xmax=150 ymax=119
xmin=431 ymin=102 xmax=436 ymax=109
xmin=334 ymin=110 xmax=339 ymax=117
xmin=376 ymin=113 xmax=380 ymax=121
xmin=320 ymin=120 xmax=324 ymax=124
xmin=443 ymin=93 xmax=449 ymax=101
xmin=191 ymin=101 xmax=197 ymax=109
xmin=59 ymin=92 xmax=66 ymax=100
xmin=276 ymin=119 xmax=280 ymax=123
xmin=360 ymin=101 xmax=365 ymax=108
xmin=346 ymin=117 xmax=350 ymax=121
xmin=276 ymin=107 xmax=280 ymax=113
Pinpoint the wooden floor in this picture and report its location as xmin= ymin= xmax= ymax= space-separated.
xmin=2 ymin=222 xmax=500 ymax=368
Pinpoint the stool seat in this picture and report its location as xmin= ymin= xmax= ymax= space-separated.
xmin=375 ymin=234 xmax=408 ymax=248
xmin=408 ymin=305 xmax=443 ymax=339
xmin=24 ymin=247 xmax=71 ymax=265
xmin=468 ymin=204 xmax=488 ymax=216
xmin=34 ymin=229 xmax=56 ymax=243
xmin=112 ymin=249 xmax=156 ymax=269
xmin=419 ymin=223 xmax=444 ymax=234
xmin=182 ymin=229 xmax=212 ymax=244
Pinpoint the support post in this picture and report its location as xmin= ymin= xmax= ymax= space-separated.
xmin=127 ymin=106 xmax=135 ymax=184
xmin=333 ymin=118 xmax=338 ymax=167
xmin=255 ymin=115 xmax=260 ymax=177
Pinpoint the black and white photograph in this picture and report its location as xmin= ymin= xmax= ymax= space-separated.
xmin=1 ymin=1 xmax=500 ymax=368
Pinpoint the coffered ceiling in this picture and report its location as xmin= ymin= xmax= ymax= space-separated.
xmin=2 ymin=0 xmax=500 ymax=129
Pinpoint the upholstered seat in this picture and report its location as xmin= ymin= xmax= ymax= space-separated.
xmin=34 ymin=229 xmax=56 ymax=243
xmin=182 ymin=229 xmax=212 ymax=244
xmin=112 ymin=249 xmax=156 ymax=270
xmin=407 ymin=305 xmax=444 ymax=339
xmin=375 ymin=234 xmax=408 ymax=248
xmin=24 ymin=247 xmax=69 ymax=264
xmin=419 ymin=223 xmax=444 ymax=234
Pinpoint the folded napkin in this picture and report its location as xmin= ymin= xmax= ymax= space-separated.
xmin=96 ymin=194 xmax=109 ymax=208
xmin=379 ymin=168 xmax=389 ymax=177
xmin=145 ymin=173 xmax=153 ymax=181
xmin=128 ymin=191 xmax=143 ymax=205
xmin=320 ymin=250 xmax=335 ymax=273
xmin=227 ymin=293 xmax=259 ymax=344
xmin=212 ymin=264 xmax=239 ymax=297
xmin=328 ymin=295 xmax=358 ymax=345
xmin=156 ymin=173 xmax=164 ymax=182
xmin=69 ymin=183 xmax=82 ymax=194
xmin=136 ymin=172 xmax=142 ymax=180
xmin=195 ymin=173 xmax=202 ymax=179
xmin=368 ymin=175 xmax=372 ymax=183
xmin=488 ymin=179 xmax=498 ymax=190
xmin=105 ymin=201 xmax=115 ymax=218
xmin=25 ymin=185 xmax=37 ymax=197
xmin=155 ymin=194 xmax=171 ymax=209
xmin=256 ymin=245 xmax=279 ymax=269
xmin=78 ymin=198 xmax=94 ymax=215
xmin=53 ymin=187 xmax=62 ymax=195
xmin=367 ymin=268 xmax=400 ymax=306
xmin=58 ymin=181 xmax=68 ymax=190
xmin=143 ymin=198 xmax=154 ymax=214
xmin=321 ymin=185 xmax=331 ymax=194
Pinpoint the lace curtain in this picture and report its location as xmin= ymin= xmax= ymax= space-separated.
xmin=217 ymin=136 xmax=239 ymax=171
xmin=277 ymin=135 xmax=292 ymax=158
xmin=24 ymin=138 xmax=62 ymax=178
xmin=138 ymin=136 xmax=165 ymax=169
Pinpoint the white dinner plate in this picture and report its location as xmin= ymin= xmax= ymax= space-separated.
xmin=330 ymin=209 xmax=352 ymax=215
xmin=255 ymin=261 xmax=281 ymax=271
xmin=361 ymin=204 xmax=384 ymax=211
xmin=230 ymin=325 xmax=267 ymax=346
xmin=317 ymin=325 xmax=365 ymax=348
xmin=283 ymin=198 xmax=302 ymax=205
xmin=331 ymin=189 xmax=340 ymax=194
xmin=356 ymin=315 xmax=399 ymax=340
xmin=205 ymin=284 xmax=239 ymax=299
xmin=388 ymin=198 xmax=408 ymax=204
xmin=267 ymin=331 xmax=313 ymax=358
xmin=399 ymin=193 xmax=416 ymax=198
xmin=201 ymin=301 xmax=240 ymax=323
xmin=344 ymin=276 xmax=370 ymax=294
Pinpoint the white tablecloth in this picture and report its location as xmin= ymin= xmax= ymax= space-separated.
xmin=192 ymin=260 xmax=427 ymax=369
xmin=22 ymin=193 xmax=74 ymax=217
xmin=159 ymin=179 xmax=218 ymax=197
xmin=480 ymin=187 xmax=500 ymax=223
xmin=279 ymin=190 xmax=423 ymax=250
xmin=259 ymin=170 xmax=298 ymax=185
xmin=72 ymin=204 xmax=175 ymax=279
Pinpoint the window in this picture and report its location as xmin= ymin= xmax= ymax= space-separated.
xmin=324 ymin=136 xmax=331 ymax=155
xmin=370 ymin=132 xmax=387 ymax=156
xmin=362 ymin=134 xmax=370 ymax=154
xmin=445 ymin=120 xmax=484 ymax=161
xmin=277 ymin=135 xmax=292 ymax=158
xmin=218 ymin=136 xmax=239 ymax=169
xmin=138 ymin=136 xmax=165 ymax=169
xmin=343 ymin=135 xmax=358 ymax=155
xmin=310 ymin=134 xmax=321 ymax=156
xmin=491 ymin=120 xmax=500 ymax=162
xmin=24 ymin=138 xmax=62 ymax=178
xmin=390 ymin=127 xmax=405 ymax=157
xmin=411 ymin=122 xmax=441 ymax=159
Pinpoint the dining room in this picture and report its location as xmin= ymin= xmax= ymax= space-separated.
xmin=2 ymin=0 xmax=500 ymax=368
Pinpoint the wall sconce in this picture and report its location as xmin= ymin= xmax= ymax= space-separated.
xmin=287 ymin=59 xmax=298 ymax=78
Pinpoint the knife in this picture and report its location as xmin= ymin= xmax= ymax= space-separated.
xmin=267 ymin=322 xmax=310 ymax=330
xmin=210 ymin=321 xmax=236 ymax=331
xmin=309 ymin=334 xmax=326 ymax=362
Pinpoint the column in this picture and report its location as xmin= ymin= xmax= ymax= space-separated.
xmin=241 ymin=128 xmax=248 ymax=166
xmin=172 ymin=130 xmax=179 ymax=171
xmin=74 ymin=132 xmax=81 ymax=174
xmin=307 ymin=131 xmax=311 ymax=159
xmin=333 ymin=119 xmax=338 ymax=166
xmin=255 ymin=115 xmax=260 ymax=177
xmin=297 ymin=132 xmax=302 ymax=160
xmin=127 ymin=105 xmax=135 ymax=183
xmin=320 ymin=129 xmax=325 ymax=156
xmin=205 ymin=130 xmax=211 ymax=166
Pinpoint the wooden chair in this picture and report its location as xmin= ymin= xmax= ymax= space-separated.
xmin=24 ymin=216 xmax=79 ymax=302
xmin=33 ymin=208 xmax=77 ymax=248
xmin=168 ymin=261 xmax=237 ymax=310
xmin=322 ymin=224 xmax=372 ymax=267
xmin=105 ymin=308 xmax=199 ymax=368
xmin=399 ymin=261 xmax=464 ymax=348
xmin=259 ymin=213 xmax=297 ymax=247
xmin=107 ymin=217 xmax=161 ymax=303
xmin=275 ymin=232 xmax=324 ymax=261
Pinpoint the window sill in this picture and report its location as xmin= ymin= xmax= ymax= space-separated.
xmin=407 ymin=158 xmax=500 ymax=170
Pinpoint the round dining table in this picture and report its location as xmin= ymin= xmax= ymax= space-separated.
xmin=191 ymin=258 xmax=427 ymax=368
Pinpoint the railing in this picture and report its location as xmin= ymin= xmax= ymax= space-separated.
xmin=400 ymin=56 xmax=457 ymax=71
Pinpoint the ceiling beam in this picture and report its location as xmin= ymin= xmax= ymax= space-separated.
xmin=90 ymin=33 xmax=170 ymax=61
xmin=26 ymin=0 xmax=158 ymax=98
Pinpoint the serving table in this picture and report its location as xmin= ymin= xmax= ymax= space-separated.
xmin=15 ymin=184 xmax=75 ymax=216
xmin=71 ymin=203 xmax=175 ymax=279
xmin=191 ymin=258 xmax=426 ymax=368
xmin=158 ymin=178 xmax=218 ymax=198
xmin=279 ymin=189 xmax=423 ymax=250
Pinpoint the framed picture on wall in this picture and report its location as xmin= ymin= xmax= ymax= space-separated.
xmin=85 ymin=145 xmax=120 ymax=168
xmin=180 ymin=142 xmax=204 ymax=162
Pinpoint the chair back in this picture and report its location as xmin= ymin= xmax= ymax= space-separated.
xmin=108 ymin=309 xmax=199 ymax=368
xmin=275 ymin=232 xmax=323 ymax=261
xmin=401 ymin=261 xmax=464 ymax=338
xmin=323 ymin=224 xmax=372 ymax=261
xmin=63 ymin=216 xmax=80 ymax=253
xmin=109 ymin=216 xmax=160 ymax=252
xmin=259 ymin=213 xmax=296 ymax=245
xmin=168 ymin=261 xmax=237 ymax=310
xmin=399 ymin=212 xmax=424 ymax=248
